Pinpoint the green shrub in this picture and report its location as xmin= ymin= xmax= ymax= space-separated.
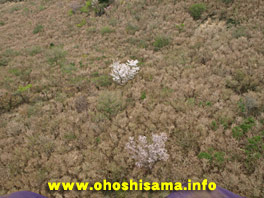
xmin=0 ymin=58 xmax=9 ymax=66
xmin=214 ymin=152 xmax=225 ymax=165
xmin=92 ymin=74 xmax=112 ymax=88
xmin=189 ymin=3 xmax=206 ymax=20
xmin=27 ymin=46 xmax=42 ymax=56
xmin=81 ymin=0 xmax=112 ymax=16
xmin=226 ymin=18 xmax=240 ymax=28
xmin=97 ymin=91 xmax=125 ymax=119
xmin=33 ymin=24 xmax=44 ymax=34
xmin=140 ymin=91 xmax=146 ymax=100
xmin=16 ymin=84 xmax=32 ymax=93
xmin=98 ymin=0 xmax=111 ymax=3
xmin=87 ymin=27 xmax=97 ymax=34
xmin=46 ymin=47 xmax=66 ymax=66
xmin=226 ymin=70 xmax=258 ymax=94
xmin=153 ymin=36 xmax=170 ymax=51
xmin=232 ymin=26 xmax=248 ymax=39
xmin=244 ymin=134 xmax=264 ymax=173
xmin=2 ymin=49 xmax=20 ymax=57
xmin=0 ymin=21 xmax=5 ymax=26
xmin=8 ymin=68 xmax=21 ymax=76
xmin=198 ymin=152 xmax=213 ymax=161
xmin=198 ymin=149 xmax=225 ymax=166
xmin=238 ymin=98 xmax=246 ymax=113
xmin=232 ymin=117 xmax=255 ymax=139
xmin=61 ymin=62 xmax=76 ymax=74
xmin=64 ymin=132 xmax=77 ymax=141
xmin=80 ymin=0 xmax=92 ymax=13
xmin=126 ymin=23 xmax=139 ymax=35
xmin=0 ymin=49 xmax=20 ymax=67
xmin=245 ymin=135 xmax=264 ymax=158
xmin=175 ymin=23 xmax=184 ymax=32
xmin=77 ymin=19 xmax=86 ymax=28
xmin=10 ymin=5 xmax=22 ymax=13
xmin=127 ymin=38 xmax=147 ymax=48
xmin=211 ymin=120 xmax=218 ymax=131
xmin=222 ymin=0 xmax=234 ymax=4
xmin=100 ymin=26 xmax=114 ymax=35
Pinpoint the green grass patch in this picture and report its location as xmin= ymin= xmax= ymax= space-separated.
xmin=0 ymin=57 xmax=9 ymax=67
xmin=33 ymin=24 xmax=44 ymax=34
xmin=97 ymin=91 xmax=125 ymax=119
xmin=61 ymin=62 xmax=76 ymax=74
xmin=153 ymin=36 xmax=170 ymax=51
xmin=2 ymin=49 xmax=20 ymax=57
xmin=126 ymin=23 xmax=139 ymax=35
xmin=198 ymin=148 xmax=225 ymax=166
xmin=211 ymin=120 xmax=218 ymax=131
xmin=8 ymin=68 xmax=21 ymax=76
xmin=0 ymin=49 xmax=20 ymax=67
xmin=222 ymin=0 xmax=234 ymax=4
xmin=27 ymin=46 xmax=42 ymax=56
xmin=244 ymin=132 xmax=264 ymax=173
xmin=175 ymin=23 xmax=184 ymax=32
xmin=77 ymin=19 xmax=86 ymax=28
xmin=10 ymin=5 xmax=22 ymax=13
xmin=140 ymin=91 xmax=146 ymax=100
xmin=245 ymin=135 xmax=264 ymax=158
xmin=46 ymin=47 xmax=67 ymax=66
xmin=100 ymin=26 xmax=114 ymax=35
xmin=80 ymin=0 xmax=92 ymax=13
xmin=64 ymin=132 xmax=77 ymax=141
xmin=91 ymin=74 xmax=112 ymax=88
xmin=188 ymin=3 xmax=206 ymax=20
xmin=232 ymin=26 xmax=248 ymax=39
xmin=232 ymin=117 xmax=255 ymax=139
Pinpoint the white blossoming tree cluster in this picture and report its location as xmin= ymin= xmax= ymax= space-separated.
xmin=110 ymin=60 xmax=140 ymax=85
xmin=126 ymin=133 xmax=169 ymax=168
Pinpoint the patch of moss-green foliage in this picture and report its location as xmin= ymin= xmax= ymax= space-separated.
xmin=80 ymin=0 xmax=92 ymax=13
xmin=46 ymin=46 xmax=66 ymax=66
xmin=0 ymin=49 xmax=20 ymax=67
xmin=61 ymin=62 xmax=76 ymax=74
xmin=211 ymin=120 xmax=218 ymax=131
xmin=245 ymin=135 xmax=264 ymax=159
xmin=232 ymin=117 xmax=255 ymax=139
xmin=92 ymin=74 xmax=112 ymax=88
xmin=126 ymin=23 xmax=139 ymax=35
xmin=244 ymin=131 xmax=264 ymax=173
xmin=189 ymin=3 xmax=206 ymax=20
xmin=14 ymin=84 xmax=32 ymax=103
xmin=222 ymin=0 xmax=234 ymax=4
xmin=198 ymin=148 xmax=225 ymax=166
xmin=27 ymin=46 xmax=42 ymax=56
xmin=100 ymin=26 xmax=114 ymax=35
xmin=81 ymin=0 xmax=112 ymax=16
xmin=77 ymin=19 xmax=86 ymax=28
xmin=97 ymin=91 xmax=125 ymax=120
xmin=175 ymin=23 xmax=185 ymax=32
xmin=153 ymin=36 xmax=170 ymax=51
xmin=140 ymin=91 xmax=146 ymax=100
xmin=33 ymin=24 xmax=44 ymax=34
xmin=232 ymin=26 xmax=248 ymax=39
xmin=198 ymin=151 xmax=213 ymax=161
xmin=0 ymin=57 xmax=9 ymax=66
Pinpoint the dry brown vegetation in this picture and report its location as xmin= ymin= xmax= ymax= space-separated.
xmin=0 ymin=0 xmax=264 ymax=197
